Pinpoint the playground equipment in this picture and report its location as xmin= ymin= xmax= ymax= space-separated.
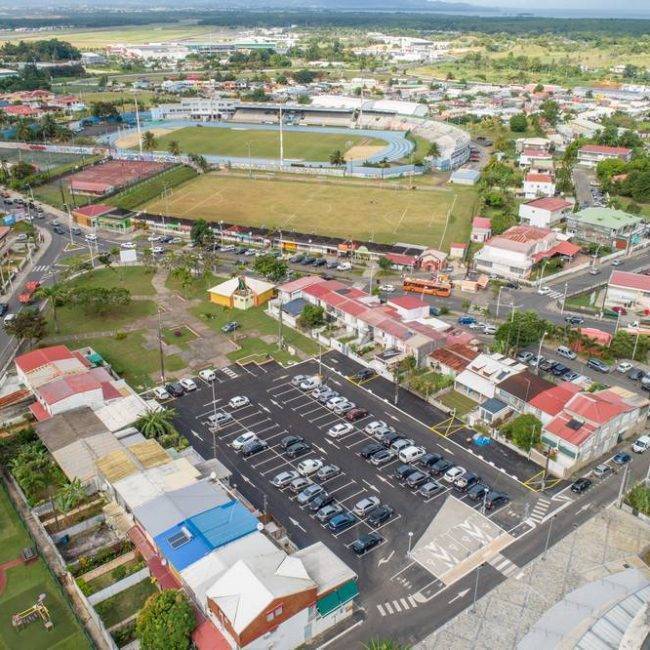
xmin=11 ymin=593 xmax=53 ymax=631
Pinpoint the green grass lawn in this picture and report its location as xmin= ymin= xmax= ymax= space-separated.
xmin=63 ymin=266 xmax=156 ymax=296
xmin=437 ymin=390 xmax=477 ymax=416
xmin=162 ymin=326 xmax=198 ymax=349
xmin=165 ymin=271 xmax=226 ymax=301
xmin=51 ymin=300 xmax=156 ymax=337
xmin=94 ymin=579 xmax=157 ymax=629
xmin=32 ymin=182 xmax=94 ymax=212
xmin=80 ymin=331 xmax=185 ymax=390
xmin=144 ymin=126 xmax=386 ymax=162
xmin=142 ymin=173 xmax=478 ymax=249
xmin=191 ymin=302 xmax=319 ymax=363
xmin=0 ymin=484 xmax=91 ymax=650
xmin=85 ymin=559 xmax=145 ymax=595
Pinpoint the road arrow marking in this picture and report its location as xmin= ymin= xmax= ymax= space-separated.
xmin=260 ymin=404 xmax=270 ymax=413
xmin=378 ymin=550 xmax=395 ymax=566
xmin=326 ymin=439 xmax=340 ymax=449
xmin=289 ymin=517 xmax=306 ymax=533
xmin=363 ymin=479 xmax=380 ymax=493
xmin=270 ymin=399 xmax=281 ymax=408
xmin=448 ymin=588 xmax=470 ymax=604
xmin=240 ymin=474 xmax=254 ymax=487
xmin=191 ymin=429 xmax=203 ymax=441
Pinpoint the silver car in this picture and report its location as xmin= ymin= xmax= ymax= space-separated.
xmin=271 ymin=470 xmax=299 ymax=488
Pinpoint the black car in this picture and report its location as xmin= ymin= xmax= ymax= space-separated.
xmin=360 ymin=442 xmax=385 ymax=459
xmin=281 ymin=435 xmax=305 ymax=450
xmin=367 ymin=505 xmax=394 ymax=527
xmin=570 ymin=477 xmax=592 ymax=493
xmin=328 ymin=512 xmax=357 ymax=533
xmin=165 ymin=382 xmax=185 ymax=397
xmin=430 ymin=458 xmax=453 ymax=476
xmin=419 ymin=452 xmax=443 ymax=469
xmin=241 ymin=439 xmax=268 ymax=458
xmin=235 ymin=247 xmax=247 ymax=255
xmin=285 ymin=441 xmax=311 ymax=458
xmin=289 ymin=254 xmax=304 ymax=264
xmin=468 ymin=483 xmax=490 ymax=501
xmin=485 ymin=491 xmax=509 ymax=511
xmin=221 ymin=321 xmax=240 ymax=333
xmin=380 ymin=432 xmax=401 ymax=448
xmin=0 ymin=303 xmax=7 ymax=317
xmin=564 ymin=316 xmax=584 ymax=326
xmin=351 ymin=532 xmax=383 ymax=555
xmin=313 ymin=258 xmax=326 ymax=267
xmin=628 ymin=368 xmax=646 ymax=381
xmin=53 ymin=226 xmax=65 ymax=235
xmin=302 ymin=256 xmax=316 ymax=265
xmin=538 ymin=359 xmax=556 ymax=373
xmin=406 ymin=470 xmax=429 ymax=489
xmin=454 ymin=472 xmax=480 ymax=491
xmin=309 ymin=492 xmax=334 ymax=512
xmin=504 ymin=281 xmax=519 ymax=290
xmin=354 ymin=368 xmax=376 ymax=382
xmin=551 ymin=363 xmax=571 ymax=377
xmin=394 ymin=463 xmax=418 ymax=482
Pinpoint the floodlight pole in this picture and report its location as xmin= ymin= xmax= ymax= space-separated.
xmin=134 ymin=94 xmax=143 ymax=155
xmin=157 ymin=305 xmax=166 ymax=384
xmin=279 ymin=105 xmax=284 ymax=168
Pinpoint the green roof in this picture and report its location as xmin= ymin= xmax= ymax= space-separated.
xmin=574 ymin=207 xmax=643 ymax=229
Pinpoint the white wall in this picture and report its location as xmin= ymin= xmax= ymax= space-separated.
xmin=244 ymin=607 xmax=309 ymax=650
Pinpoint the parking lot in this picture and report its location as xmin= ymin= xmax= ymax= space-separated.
xmin=169 ymin=351 xmax=581 ymax=624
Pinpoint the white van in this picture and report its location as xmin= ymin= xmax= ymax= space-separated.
xmin=398 ymin=445 xmax=426 ymax=464
xmin=556 ymin=346 xmax=576 ymax=360
xmin=632 ymin=435 xmax=650 ymax=454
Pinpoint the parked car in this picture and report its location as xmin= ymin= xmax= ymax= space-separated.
xmin=241 ymin=439 xmax=268 ymax=458
xmin=297 ymin=458 xmax=324 ymax=476
xmin=351 ymin=532 xmax=383 ymax=555
xmin=291 ymin=374 xmax=309 ymax=387
xmin=443 ymin=466 xmax=466 ymax=484
xmin=528 ymin=355 xmax=544 ymax=367
xmin=390 ymin=438 xmax=414 ymax=454
xmin=281 ymin=435 xmax=305 ymax=450
xmin=316 ymin=464 xmax=341 ymax=482
xmin=406 ymin=470 xmax=429 ymax=489
xmin=165 ymin=382 xmax=185 ymax=397
xmin=430 ymin=458 xmax=453 ymax=476
xmin=570 ymin=477 xmax=592 ymax=493
xmin=378 ymin=284 xmax=395 ymax=293
xmin=365 ymin=420 xmax=391 ymax=436
xmin=516 ymin=351 xmax=534 ymax=363
xmin=419 ymin=453 xmax=443 ymax=469
xmin=632 ymin=435 xmax=650 ymax=454
xmin=153 ymin=386 xmax=171 ymax=400
xmin=612 ymin=452 xmax=631 ymax=465
xmin=551 ymin=363 xmax=571 ymax=377
xmin=354 ymin=368 xmax=376 ymax=382
xmin=271 ymin=470 xmax=299 ymax=488
xmin=539 ymin=359 xmax=556 ymax=372
xmin=232 ymin=431 xmax=257 ymax=451
xmin=564 ymin=316 xmax=584 ymax=326
xmin=418 ymin=480 xmax=443 ymax=498
xmin=297 ymin=484 xmax=325 ymax=506
xmin=367 ymin=505 xmax=394 ymax=527
xmin=562 ymin=371 xmax=580 ymax=382
xmin=380 ymin=431 xmax=401 ymax=448
xmin=327 ymin=423 xmax=354 ymax=439
xmin=198 ymin=368 xmax=217 ymax=382
xmin=328 ymin=512 xmax=357 ymax=533
xmin=317 ymin=389 xmax=339 ymax=404
xmin=467 ymin=483 xmax=490 ymax=501
xmin=457 ymin=316 xmax=476 ymax=325
xmin=370 ymin=449 xmax=395 ymax=466
xmin=289 ymin=477 xmax=312 ymax=493
xmin=286 ymin=441 xmax=311 ymax=459
xmin=346 ymin=408 xmax=369 ymax=422
xmin=228 ymin=395 xmax=250 ymax=409
xmin=398 ymin=445 xmax=426 ymax=464
xmin=556 ymin=345 xmax=576 ymax=360
xmin=485 ymin=491 xmax=509 ymax=511
xmin=312 ymin=385 xmax=335 ymax=400
xmin=454 ymin=472 xmax=480 ymax=491
xmin=394 ymin=464 xmax=418 ymax=482
xmin=537 ymin=285 xmax=551 ymax=295
xmin=308 ymin=492 xmax=334 ymax=512
xmin=316 ymin=503 xmax=343 ymax=523
xmin=179 ymin=377 xmax=197 ymax=391
xmin=628 ymin=368 xmax=646 ymax=382
xmin=353 ymin=496 xmax=380 ymax=517
xmin=616 ymin=361 xmax=633 ymax=373
xmin=333 ymin=400 xmax=355 ymax=415
xmin=221 ymin=321 xmax=240 ymax=333
xmin=299 ymin=376 xmax=321 ymax=391
xmin=592 ymin=464 xmax=612 ymax=478
xmin=207 ymin=411 xmax=232 ymax=427
xmin=360 ymin=442 xmax=385 ymax=459
xmin=120 ymin=241 xmax=136 ymax=249
xmin=587 ymin=358 xmax=610 ymax=373
xmin=326 ymin=396 xmax=348 ymax=410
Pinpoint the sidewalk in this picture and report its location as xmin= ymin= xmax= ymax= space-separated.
xmin=417 ymin=506 xmax=649 ymax=649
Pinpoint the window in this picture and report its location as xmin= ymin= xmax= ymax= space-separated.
xmin=266 ymin=605 xmax=283 ymax=622
xmin=274 ymin=605 xmax=283 ymax=617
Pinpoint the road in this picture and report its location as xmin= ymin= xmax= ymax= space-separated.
xmin=572 ymin=167 xmax=595 ymax=209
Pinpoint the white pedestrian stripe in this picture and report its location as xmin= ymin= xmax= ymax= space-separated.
xmin=377 ymin=596 xmax=418 ymax=616
xmin=547 ymin=290 xmax=563 ymax=300
xmin=529 ymin=497 xmax=550 ymax=524
xmin=488 ymin=553 xmax=520 ymax=578
xmin=222 ymin=367 xmax=239 ymax=379
xmin=33 ymin=265 xmax=49 ymax=272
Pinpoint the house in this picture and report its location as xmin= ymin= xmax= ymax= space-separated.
xmin=523 ymin=173 xmax=556 ymax=199
xmin=387 ymin=295 xmax=430 ymax=321
xmin=208 ymin=276 xmax=275 ymax=310
xmin=454 ymin=353 xmax=527 ymax=403
xmin=72 ymin=204 xmax=133 ymax=233
xmin=494 ymin=370 xmax=555 ymax=417
xmin=449 ymin=242 xmax=467 ymax=260
xmin=519 ymin=197 xmax=573 ymax=228
xmin=528 ymin=383 xmax=582 ymax=425
xmin=605 ymin=270 xmax=650 ymax=314
xmin=578 ymin=144 xmax=632 ymax=167
xmin=541 ymin=387 xmax=648 ymax=472
xmin=566 ymin=207 xmax=645 ymax=249
xmin=516 ymin=137 xmax=551 ymax=153
xmin=418 ymin=248 xmax=447 ymax=272
xmin=518 ymin=148 xmax=553 ymax=168
xmin=473 ymin=225 xmax=559 ymax=280
xmin=382 ymin=252 xmax=417 ymax=271
xmin=470 ymin=217 xmax=491 ymax=243
xmin=429 ymin=343 xmax=480 ymax=377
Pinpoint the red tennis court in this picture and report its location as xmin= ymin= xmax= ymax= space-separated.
xmin=68 ymin=159 xmax=170 ymax=195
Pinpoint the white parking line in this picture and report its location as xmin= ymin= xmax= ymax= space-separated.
xmin=328 ymin=480 xmax=356 ymax=496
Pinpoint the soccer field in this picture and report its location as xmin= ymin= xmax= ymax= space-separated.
xmin=141 ymin=173 xmax=478 ymax=248
xmin=145 ymin=126 xmax=387 ymax=162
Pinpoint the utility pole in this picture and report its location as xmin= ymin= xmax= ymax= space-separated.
xmin=496 ymin=286 xmax=503 ymax=318
xmin=540 ymin=449 xmax=551 ymax=492
xmin=560 ymin=282 xmax=568 ymax=315
xmin=542 ymin=515 xmax=555 ymax=561
xmin=157 ymin=305 xmax=166 ymax=384
xmin=616 ymin=464 xmax=630 ymax=508
xmin=535 ymin=331 xmax=547 ymax=376
xmin=134 ymin=94 xmax=143 ymax=155
xmin=277 ymin=295 xmax=284 ymax=349
xmin=561 ymin=524 xmax=579 ymax=597
xmin=248 ymin=142 xmax=252 ymax=178
xmin=279 ymin=105 xmax=284 ymax=168
xmin=632 ymin=330 xmax=640 ymax=362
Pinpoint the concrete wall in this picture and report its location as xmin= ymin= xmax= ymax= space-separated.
xmin=88 ymin=567 xmax=150 ymax=605
xmin=51 ymin=514 xmax=105 ymax=544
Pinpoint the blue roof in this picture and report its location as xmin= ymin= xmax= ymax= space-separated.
xmin=154 ymin=500 xmax=259 ymax=571
xmin=481 ymin=398 xmax=508 ymax=415
xmin=282 ymin=297 xmax=307 ymax=317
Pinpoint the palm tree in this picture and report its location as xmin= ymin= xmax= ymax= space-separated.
xmin=427 ymin=142 xmax=440 ymax=158
xmin=136 ymin=407 xmax=177 ymax=440
xmin=54 ymin=478 xmax=87 ymax=514
xmin=168 ymin=140 xmax=181 ymax=156
xmin=35 ymin=283 xmax=70 ymax=334
xmin=142 ymin=130 xmax=156 ymax=151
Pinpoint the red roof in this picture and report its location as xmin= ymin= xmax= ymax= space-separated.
xmin=580 ymin=144 xmax=631 ymax=156
xmin=521 ymin=149 xmax=552 ymax=157
xmin=73 ymin=204 xmax=114 ymax=218
xmin=15 ymin=345 xmax=76 ymax=374
xmin=525 ymin=173 xmax=554 ymax=183
xmin=278 ymin=275 xmax=322 ymax=295
xmin=3 ymin=105 xmax=37 ymax=116
xmin=388 ymin=295 xmax=428 ymax=311
xmin=609 ymin=270 xmax=650 ymax=293
xmin=384 ymin=252 xmax=417 ymax=266
xmin=472 ymin=217 xmax=491 ymax=230
xmin=532 ymin=240 xmax=581 ymax=263
xmin=450 ymin=242 xmax=467 ymax=249
xmin=430 ymin=343 xmax=479 ymax=372
xmin=498 ymin=225 xmax=552 ymax=243
xmin=38 ymin=367 xmax=117 ymax=405
xmin=578 ymin=327 xmax=612 ymax=345
xmin=29 ymin=401 xmax=51 ymax=421
xmin=529 ymin=383 xmax=580 ymax=416
xmin=524 ymin=197 xmax=572 ymax=212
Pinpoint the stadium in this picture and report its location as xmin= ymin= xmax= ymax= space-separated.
xmin=102 ymin=95 xmax=471 ymax=178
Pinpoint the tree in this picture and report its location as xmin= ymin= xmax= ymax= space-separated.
xmin=378 ymin=256 xmax=392 ymax=271
xmin=540 ymin=99 xmax=560 ymax=126
xmin=509 ymin=113 xmax=528 ymax=132
xmin=136 ymin=589 xmax=194 ymax=650
xmin=329 ymin=150 xmax=345 ymax=165
xmin=426 ymin=142 xmax=440 ymax=158
xmin=168 ymin=140 xmax=180 ymax=156
xmin=4 ymin=308 xmax=47 ymax=347
xmin=190 ymin=218 xmax=213 ymax=246
xmin=55 ymin=478 xmax=86 ymax=513
xmin=495 ymin=310 xmax=549 ymax=352
xmin=298 ymin=304 xmax=325 ymax=329
xmin=136 ymin=408 xmax=178 ymax=440
xmin=292 ymin=69 xmax=316 ymax=84
xmin=142 ymin=130 xmax=156 ymax=151
xmin=10 ymin=160 xmax=36 ymax=180
xmin=91 ymin=101 xmax=120 ymax=120
xmin=35 ymin=283 xmax=69 ymax=334
xmin=253 ymin=254 xmax=287 ymax=282
xmin=500 ymin=414 xmax=542 ymax=451
xmin=70 ymin=286 xmax=131 ymax=315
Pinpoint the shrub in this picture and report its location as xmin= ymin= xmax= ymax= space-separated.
xmin=115 ymin=331 xmax=128 ymax=340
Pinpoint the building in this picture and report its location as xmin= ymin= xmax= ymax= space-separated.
xmin=150 ymin=98 xmax=236 ymax=122
xmin=523 ymin=173 xmax=556 ymax=199
xmin=566 ymin=207 xmax=645 ymax=249
xmin=418 ymin=248 xmax=447 ymax=272
xmin=518 ymin=148 xmax=553 ymax=168
xmin=578 ymin=144 xmax=632 ymax=167
xmin=541 ymin=387 xmax=648 ymax=472
xmin=449 ymin=167 xmax=480 ymax=185
xmin=429 ymin=343 xmax=480 ymax=377
xmin=208 ymin=276 xmax=275 ymax=310
xmin=72 ymin=204 xmax=133 ymax=233
xmin=519 ymin=197 xmax=573 ymax=229
xmin=449 ymin=242 xmax=467 ymax=260
xmin=605 ymin=270 xmax=650 ymax=314
xmin=470 ymin=217 xmax=491 ymax=243
xmin=454 ymin=353 xmax=527 ymax=404
xmin=473 ymin=225 xmax=559 ymax=280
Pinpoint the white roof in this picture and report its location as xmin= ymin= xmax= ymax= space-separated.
xmin=205 ymin=533 xmax=315 ymax=633
xmin=94 ymin=393 xmax=150 ymax=432
xmin=208 ymin=275 xmax=275 ymax=298
xmin=292 ymin=542 xmax=356 ymax=596
xmin=52 ymin=432 xmax=123 ymax=482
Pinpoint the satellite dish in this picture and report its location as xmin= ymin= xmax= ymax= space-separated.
xmin=257 ymin=522 xmax=264 ymax=531
xmin=209 ymin=471 xmax=217 ymax=481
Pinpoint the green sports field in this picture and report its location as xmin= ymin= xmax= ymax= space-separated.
xmin=143 ymin=126 xmax=387 ymax=162
xmin=141 ymin=173 xmax=478 ymax=248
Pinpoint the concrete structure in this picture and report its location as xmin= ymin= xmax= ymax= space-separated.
xmin=605 ymin=270 xmax=650 ymax=315
xmin=454 ymin=353 xmax=527 ymax=403
xmin=470 ymin=217 xmax=491 ymax=243
xmin=523 ymin=173 xmax=556 ymax=199
xmin=208 ymin=276 xmax=275 ymax=310
xmin=72 ymin=204 xmax=133 ymax=233
xmin=518 ymin=197 xmax=572 ymax=228
xmin=566 ymin=207 xmax=645 ymax=249
xmin=449 ymin=167 xmax=480 ymax=185
xmin=578 ymin=144 xmax=633 ymax=167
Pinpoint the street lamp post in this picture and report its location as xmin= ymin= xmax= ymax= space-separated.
xmin=406 ymin=531 xmax=413 ymax=558
xmin=535 ymin=331 xmax=547 ymax=376
xmin=496 ymin=286 xmax=503 ymax=319
xmin=542 ymin=515 xmax=555 ymax=561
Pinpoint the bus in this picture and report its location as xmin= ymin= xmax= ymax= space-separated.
xmin=403 ymin=277 xmax=451 ymax=297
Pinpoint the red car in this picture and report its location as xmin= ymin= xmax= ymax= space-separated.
xmin=346 ymin=408 xmax=369 ymax=422
xmin=612 ymin=306 xmax=627 ymax=316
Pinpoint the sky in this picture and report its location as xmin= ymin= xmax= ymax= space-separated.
xmin=464 ymin=0 xmax=650 ymax=15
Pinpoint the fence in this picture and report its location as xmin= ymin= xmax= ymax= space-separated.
xmin=88 ymin=567 xmax=150 ymax=606
xmin=51 ymin=513 xmax=105 ymax=544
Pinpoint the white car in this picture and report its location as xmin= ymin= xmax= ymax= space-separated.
xmin=297 ymin=458 xmax=324 ymax=476
xmin=468 ymin=321 xmax=484 ymax=330
xmin=208 ymin=412 xmax=232 ymax=427
xmin=84 ymin=233 xmax=97 ymax=242
xmin=3 ymin=313 xmax=15 ymax=326
xmin=199 ymin=368 xmax=217 ymax=382
xmin=443 ymin=466 xmax=466 ymax=484
xmin=228 ymin=395 xmax=250 ymax=409
xmin=232 ymin=431 xmax=258 ymax=451
xmin=378 ymin=283 xmax=395 ymax=293
xmin=120 ymin=241 xmax=136 ymax=249
xmin=537 ymin=286 xmax=551 ymax=295
xmin=353 ymin=496 xmax=380 ymax=517
xmin=397 ymin=445 xmax=426 ymax=464
xmin=148 ymin=235 xmax=161 ymax=242
xmin=326 ymin=396 xmax=347 ymax=410
xmin=153 ymin=386 xmax=170 ymax=400
xmin=365 ymin=420 xmax=389 ymax=435
xmin=616 ymin=362 xmax=633 ymax=373
xmin=483 ymin=325 xmax=497 ymax=335
xmin=291 ymin=374 xmax=309 ymax=387
xmin=179 ymin=377 xmax=197 ymax=392
xmin=299 ymin=376 xmax=321 ymax=391
xmin=327 ymin=422 xmax=354 ymax=438
xmin=337 ymin=262 xmax=352 ymax=271
xmin=333 ymin=400 xmax=355 ymax=415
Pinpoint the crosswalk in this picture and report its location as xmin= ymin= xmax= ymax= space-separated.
xmin=529 ymin=497 xmax=551 ymax=525
xmin=377 ymin=594 xmax=419 ymax=617
xmin=32 ymin=265 xmax=50 ymax=273
xmin=222 ymin=367 xmax=239 ymax=380
xmin=546 ymin=289 xmax=564 ymax=300
xmin=488 ymin=553 xmax=522 ymax=579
